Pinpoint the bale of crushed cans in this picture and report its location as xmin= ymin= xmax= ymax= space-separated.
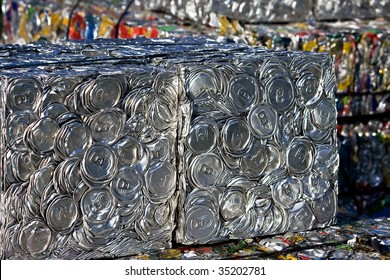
xmin=314 ymin=0 xmax=390 ymax=21
xmin=146 ymin=0 xmax=313 ymax=23
xmin=211 ymin=0 xmax=314 ymax=23
xmin=249 ymin=21 xmax=390 ymax=94
xmin=175 ymin=47 xmax=339 ymax=244
xmin=145 ymin=0 xmax=388 ymax=23
xmin=0 ymin=38 xmax=339 ymax=258
xmin=0 ymin=64 xmax=181 ymax=259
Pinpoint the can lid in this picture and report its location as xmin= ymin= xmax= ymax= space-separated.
xmin=272 ymin=176 xmax=303 ymax=209
xmin=81 ymin=188 xmax=115 ymax=222
xmin=185 ymin=189 xmax=219 ymax=213
xmin=14 ymin=151 xmax=40 ymax=182
xmin=302 ymin=109 xmax=330 ymax=143
xmin=6 ymin=112 xmax=38 ymax=151
xmin=81 ymin=144 xmax=118 ymax=183
xmin=248 ymin=104 xmax=277 ymax=139
xmin=266 ymin=75 xmax=295 ymax=113
xmin=269 ymin=204 xmax=289 ymax=234
xmin=25 ymin=117 xmax=60 ymax=155
xmin=113 ymin=136 xmax=144 ymax=168
xmin=239 ymin=140 xmax=269 ymax=178
xmin=186 ymin=205 xmax=219 ymax=242
xmin=296 ymin=72 xmax=322 ymax=107
xmin=228 ymin=74 xmax=260 ymax=113
xmin=286 ymin=137 xmax=315 ymax=175
xmin=46 ymin=196 xmax=79 ymax=233
xmin=145 ymin=162 xmax=176 ymax=203
xmin=88 ymin=76 xmax=125 ymax=111
xmin=289 ymin=201 xmax=315 ymax=232
xmin=18 ymin=220 xmax=52 ymax=255
xmin=54 ymin=121 xmax=92 ymax=159
xmin=186 ymin=117 xmax=219 ymax=154
xmin=302 ymin=173 xmax=331 ymax=200
xmin=146 ymin=136 xmax=172 ymax=164
xmin=311 ymin=189 xmax=337 ymax=223
xmin=88 ymin=108 xmax=126 ymax=145
xmin=6 ymin=78 xmax=41 ymax=113
xmin=146 ymin=97 xmax=176 ymax=131
xmin=48 ymin=76 xmax=84 ymax=97
xmin=189 ymin=153 xmax=224 ymax=189
xmin=310 ymin=97 xmax=337 ymax=130
xmin=41 ymin=102 xmax=70 ymax=120
xmin=110 ymin=166 xmax=143 ymax=205
xmin=275 ymin=112 xmax=295 ymax=148
xmin=187 ymin=67 xmax=220 ymax=100
xmin=221 ymin=189 xmax=247 ymax=222
xmin=312 ymin=145 xmax=339 ymax=180
xmin=222 ymin=117 xmax=251 ymax=154
xmin=264 ymin=142 xmax=282 ymax=174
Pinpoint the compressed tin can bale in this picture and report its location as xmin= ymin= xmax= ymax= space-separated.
xmin=1 ymin=38 xmax=339 ymax=255
xmin=146 ymin=0 xmax=212 ymax=24
xmin=314 ymin=0 xmax=389 ymax=21
xmin=212 ymin=0 xmax=313 ymax=23
xmin=0 ymin=63 xmax=181 ymax=259
xmin=175 ymin=49 xmax=339 ymax=244
xmin=247 ymin=21 xmax=390 ymax=93
xmin=146 ymin=0 xmax=313 ymax=23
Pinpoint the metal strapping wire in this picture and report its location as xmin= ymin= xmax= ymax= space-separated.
xmin=66 ymin=0 xmax=82 ymax=40
xmin=115 ymin=0 xmax=136 ymax=39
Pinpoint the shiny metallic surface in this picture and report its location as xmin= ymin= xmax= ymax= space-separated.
xmin=81 ymin=188 xmax=115 ymax=222
xmin=113 ymin=136 xmax=145 ymax=168
xmin=266 ymin=76 xmax=295 ymax=113
xmin=272 ymin=177 xmax=303 ymax=209
xmin=239 ymin=141 xmax=269 ymax=178
xmin=110 ymin=167 xmax=143 ymax=205
xmin=289 ymin=201 xmax=315 ymax=232
xmin=311 ymin=189 xmax=337 ymax=223
xmin=54 ymin=121 xmax=93 ymax=159
xmin=222 ymin=118 xmax=251 ymax=154
xmin=6 ymin=78 xmax=41 ymax=113
xmin=145 ymin=162 xmax=176 ymax=203
xmin=296 ymin=73 xmax=322 ymax=107
xmin=18 ymin=220 xmax=52 ymax=256
xmin=286 ymin=137 xmax=315 ymax=175
xmin=186 ymin=117 xmax=219 ymax=154
xmin=189 ymin=153 xmax=224 ymax=189
xmin=302 ymin=173 xmax=331 ymax=200
xmin=228 ymin=75 xmax=260 ymax=113
xmin=88 ymin=76 xmax=125 ymax=111
xmin=81 ymin=144 xmax=118 ymax=185
xmin=0 ymin=38 xmax=338 ymax=256
xmin=310 ymin=97 xmax=337 ymax=130
xmin=177 ymin=47 xmax=338 ymax=245
xmin=24 ymin=117 xmax=60 ymax=155
xmin=248 ymin=104 xmax=277 ymax=139
xmin=88 ymin=109 xmax=126 ymax=145
xmin=264 ymin=142 xmax=282 ymax=174
xmin=314 ymin=0 xmax=387 ymax=20
xmin=302 ymin=110 xmax=330 ymax=143
xmin=46 ymin=196 xmax=79 ymax=233
xmin=313 ymin=145 xmax=339 ymax=180
xmin=6 ymin=112 xmax=38 ymax=151
xmin=185 ymin=206 xmax=220 ymax=243
xmin=2 ymin=57 xmax=183 ymax=258
xmin=221 ymin=188 xmax=247 ymax=222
